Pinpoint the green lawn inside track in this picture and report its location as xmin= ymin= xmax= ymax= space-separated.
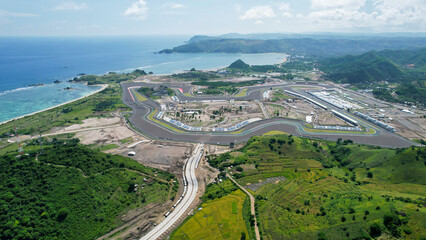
xmin=0 ymin=140 xmax=177 ymax=240
xmin=204 ymin=134 xmax=426 ymax=240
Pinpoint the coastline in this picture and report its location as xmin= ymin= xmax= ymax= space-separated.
xmin=0 ymin=53 xmax=287 ymax=127
xmin=0 ymin=84 xmax=108 ymax=126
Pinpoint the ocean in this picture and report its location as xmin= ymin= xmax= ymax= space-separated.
xmin=0 ymin=36 xmax=286 ymax=123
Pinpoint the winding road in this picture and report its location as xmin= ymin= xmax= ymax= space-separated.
xmin=140 ymin=144 xmax=203 ymax=240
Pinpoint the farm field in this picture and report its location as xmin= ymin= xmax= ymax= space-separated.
xmin=207 ymin=134 xmax=426 ymax=240
xmin=171 ymin=183 xmax=250 ymax=240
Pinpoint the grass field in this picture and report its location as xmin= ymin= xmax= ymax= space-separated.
xmin=147 ymin=109 xmax=184 ymax=133
xmin=235 ymin=88 xmax=248 ymax=97
xmin=262 ymin=130 xmax=289 ymax=136
xmin=171 ymin=190 xmax=250 ymax=240
xmin=120 ymin=137 xmax=133 ymax=144
xmin=132 ymin=89 xmax=148 ymax=102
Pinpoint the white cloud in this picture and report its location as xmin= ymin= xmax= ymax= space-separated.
xmin=373 ymin=0 xmax=426 ymax=26
xmin=239 ymin=6 xmax=276 ymax=20
xmin=311 ymin=0 xmax=366 ymax=11
xmin=125 ymin=0 xmax=148 ymax=20
xmin=54 ymin=1 xmax=87 ymax=11
xmin=282 ymin=12 xmax=293 ymax=18
xmin=305 ymin=0 xmax=426 ymax=30
xmin=277 ymin=3 xmax=293 ymax=18
xmin=161 ymin=3 xmax=185 ymax=9
xmin=278 ymin=3 xmax=290 ymax=11
xmin=255 ymin=20 xmax=264 ymax=25
xmin=0 ymin=9 xmax=38 ymax=17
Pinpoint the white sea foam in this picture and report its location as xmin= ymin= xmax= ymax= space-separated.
xmin=0 ymin=86 xmax=35 ymax=96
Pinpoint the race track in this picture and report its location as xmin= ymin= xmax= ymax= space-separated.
xmin=121 ymin=82 xmax=415 ymax=148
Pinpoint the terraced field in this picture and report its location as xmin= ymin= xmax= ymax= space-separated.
xmin=171 ymin=190 xmax=249 ymax=240
xmin=206 ymin=134 xmax=426 ymax=239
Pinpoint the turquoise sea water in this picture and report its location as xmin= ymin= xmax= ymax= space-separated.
xmin=0 ymin=83 xmax=101 ymax=123
xmin=0 ymin=36 xmax=286 ymax=123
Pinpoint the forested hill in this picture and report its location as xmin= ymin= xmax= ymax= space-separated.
xmin=0 ymin=139 xmax=175 ymax=240
xmin=319 ymin=48 xmax=426 ymax=84
xmin=159 ymin=37 xmax=426 ymax=56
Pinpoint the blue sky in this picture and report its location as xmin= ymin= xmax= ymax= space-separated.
xmin=0 ymin=0 xmax=425 ymax=36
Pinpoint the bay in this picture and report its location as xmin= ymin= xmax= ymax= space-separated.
xmin=0 ymin=36 xmax=286 ymax=123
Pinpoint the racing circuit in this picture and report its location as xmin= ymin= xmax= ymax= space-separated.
xmin=121 ymin=82 xmax=416 ymax=149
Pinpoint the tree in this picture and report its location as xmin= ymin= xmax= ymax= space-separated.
xmin=367 ymin=171 xmax=373 ymax=178
xmin=370 ymin=223 xmax=382 ymax=238
xmin=240 ymin=232 xmax=246 ymax=240
xmin=57 ymin=208 xmax=69 ymax=222
xmin=318 ymin=232 xmax=327 ymax=240
xmin=383 ymin=213 xmax=402 ymax=237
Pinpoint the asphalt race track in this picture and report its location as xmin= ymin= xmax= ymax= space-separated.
xmin=121 ymin=82 xmax=416 ymax=148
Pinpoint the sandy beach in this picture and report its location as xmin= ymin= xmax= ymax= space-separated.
xmin=0 ymin=84 xmax=108 ymax=126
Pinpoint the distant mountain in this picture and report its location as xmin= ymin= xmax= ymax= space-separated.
xmin=187 ymin=33 xmax=426 ymax=43
xmin=159 ymin=37 xmax=426 ymax=57
xmin=319 ymin=48 xmax=426 ymax=84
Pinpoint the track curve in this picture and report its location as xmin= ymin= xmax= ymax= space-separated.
xmin=121 ymin=82 xmax=415 ymax=148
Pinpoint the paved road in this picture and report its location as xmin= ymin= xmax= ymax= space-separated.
xmin=140 ymin=144 xmax=203 ymax=240
xmin=121 ymin=82 xmax=416 ymax=148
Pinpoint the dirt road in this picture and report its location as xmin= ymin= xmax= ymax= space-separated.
xmin=227 ymin=173 xmax=261 ymax=240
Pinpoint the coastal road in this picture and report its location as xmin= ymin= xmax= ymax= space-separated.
xmin=121 ymin=82 xmax=416 ymax=148
xmin=140 ymin=144 xmax=203 ymax=240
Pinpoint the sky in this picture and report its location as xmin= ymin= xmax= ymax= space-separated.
xmin=0 ymin=0 xmax=425 ymax=36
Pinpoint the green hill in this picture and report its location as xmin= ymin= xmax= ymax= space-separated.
xmin=320 ymin=51 xmax=402 ymax=84
xmin=0 ymin=139 xmax=176 ymax=240
xmin=228 ymin=59 xmax=251 ymax=70
xmin=319 ymin=49 xmax=426 ymax=104
xmin=320 ymin=48 xmax=426 ymax=84
xmin=203 ymin=135 xmax=426 ymax=240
